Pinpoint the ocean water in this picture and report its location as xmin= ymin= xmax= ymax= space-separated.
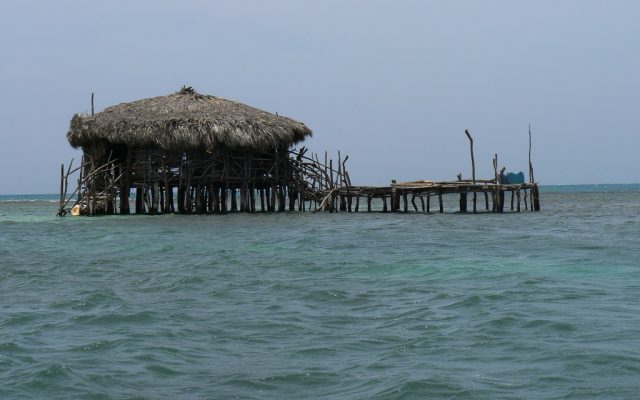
xmin=1 ymin=185 xmax=640 ymax=399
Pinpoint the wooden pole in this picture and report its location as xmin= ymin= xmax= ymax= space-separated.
xmin=465 ymin=129 xmax=477 ymax=213
xmin=457 ymin=173 xmax=467 ymax=213
xmin=59 ymin=163 xmax=64 ymax=214
xmin=528 ymin=124 xmax=534 ymax=184
xmin=91 ymin=92 xmax=94 ymax=116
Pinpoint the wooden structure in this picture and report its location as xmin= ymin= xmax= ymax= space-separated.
xmin=58 ymin=87 xmax=356 ymax=216
xmin=314 ymin=180 xmax=540 ymax=213
xmin=57 ymin=88 xmax=541 ymax=216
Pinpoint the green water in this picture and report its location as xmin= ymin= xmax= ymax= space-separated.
xmin=1 ymin=186 xmax=640 ymax=399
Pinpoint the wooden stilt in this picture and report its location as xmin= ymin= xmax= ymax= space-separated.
xmin=411 ymin=193 xmax=419 ymax=212
xmin=250 ymin=185 xmax=256 ymax=212
xmin=221 ymin=187 xmax=227 ymax=213
xmin=510 ymin=190 xmax=515 ymax=211
xmin=231 ymin=188 xmax=237 ymax=212
xmin=136 ymin=187 xmax=144 ymax=214
xmin=159 ymin=185 xmax=165 ymax=213
xmin=459 ymin=192 xmax=467 ymax=213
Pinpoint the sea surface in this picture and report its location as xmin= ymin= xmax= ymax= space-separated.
xmin=1 ymin=185 xmax=639 ymax=399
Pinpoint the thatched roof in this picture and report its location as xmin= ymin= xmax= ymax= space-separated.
xmin=67 ymin=87 xmax=312 ymax=151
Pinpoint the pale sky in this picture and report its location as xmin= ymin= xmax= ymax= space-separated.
xmin=1 ymin=0 xmax=639 ymax=194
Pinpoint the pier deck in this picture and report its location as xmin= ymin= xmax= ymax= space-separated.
xmin=318 ymin=180 xmax=540 ymax=213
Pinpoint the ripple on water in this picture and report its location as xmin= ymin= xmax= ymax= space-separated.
xmin=3 ymin=191 xmax=640 ymax=399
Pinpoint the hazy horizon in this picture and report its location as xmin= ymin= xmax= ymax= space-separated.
xmin=2 ymin=1 xmax=639 ymax=194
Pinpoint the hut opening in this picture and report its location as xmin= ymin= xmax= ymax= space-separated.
xmin=61 ymin=86 xmax=346 ymax=215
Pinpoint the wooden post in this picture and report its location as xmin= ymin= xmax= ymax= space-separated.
xmin=184 ymin=185 xmax=192 ymax=214
xmin=265 ymin=187 xmax=272 ymax=211
xmin=528 ymin=124 xmax=535 ymax=184
xmin=221 ymin=187 xmax=227 ymax=213
xmin=289 ymin=186 xmax=296 ymax=211
xmin=159 ymin=186 xmax=165 ymax=213
xmin=213 ymin=186 xmax=220 ymax=213
xmin=177 ymin=186 xmax=184 ymax=213
xmin=59 ymin=163 xmax=64 ymax=213
xmin=206 ymin=184 xmax=213 ymax=213
xmin=150 ymin=182 xmax=159 ymax=214
xmin=511 ymin=190 xmax=515 ymax=210
xmin=457 ymin=173 xmax=467 ymax=213
xmin=529 ymin=124 xmax=537 ymax=209
xmin=492 ymin=155 xmax=499 ymax=212
xmin=240 ymin=184 xmax=246 ymax=212
xmin=195 ymin=184 xmax=203 ymax=213
xmin=411 ymin=193 xmax=419 ymax=212
xmin=278 ymin=186 xmax=286 ymax=212
xmin=231 ymin=188 xmax=237 ymax=212
xmin=438 ymin=192 xmax=443 ymax=213
xmin=120 ymin=150 xmax=131 ymax=215
xmin=250 ymin=184 xmax=256 ymax=212
xmin=391 ymin=180 xmax=400 ymax=212
xmin=459 ymin=191 xmax=467 ymax=213
xmin=136 ymin=187 xmax=144 ymax=214
xmin=465 ymin=129 xmax=477 ymax=213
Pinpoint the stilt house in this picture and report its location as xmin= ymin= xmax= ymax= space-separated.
xmin=66 ymin=86 xmax=315 ymax=215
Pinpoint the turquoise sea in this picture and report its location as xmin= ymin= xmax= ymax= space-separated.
xmin=1 ymin=185 xmax=639 ymax=399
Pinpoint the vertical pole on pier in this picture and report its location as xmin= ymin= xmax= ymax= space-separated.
xmin=91 ymin=93 xmax=94 ymax=116
xmin=528 ymin=124 xmax=534 ymax=184
xmin=529 ymin=124 xmax=538 ymax=211
xmin=58 ymin=163 xmax=65 ymax=215
xmin=465 ymin=129 xmax=477 ymax=213
xmin=458 ymin=173 xmax=467 ymax=213
xmin=492 ymin=155 xmax=498 ymax=212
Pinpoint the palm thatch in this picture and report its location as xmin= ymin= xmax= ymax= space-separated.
xmin=67 ymin=87 xmax=312 ymax=151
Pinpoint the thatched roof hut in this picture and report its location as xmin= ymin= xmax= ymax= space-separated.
xmin=67 ymin=86 xmax=312 ymax=151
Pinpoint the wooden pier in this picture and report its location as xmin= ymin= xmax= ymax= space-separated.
xmin=318 ymin=181 xmax=540 ymax=213
xmin=57 ymin=148 xmax=540 ymax=216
